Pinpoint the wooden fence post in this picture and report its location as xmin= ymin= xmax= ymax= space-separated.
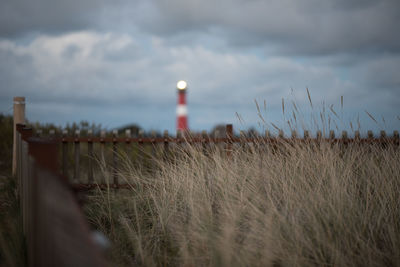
xmin=112 ymin=129 xmax=118 ymax=185
xmin=13 ymin=96 xmax=25 ymax=176
xmin=201 ymin=130 xmax=208 ymax=156
xmin=367 ymin=130 xmax=374 ymax=139
xmin=138 ymin=130 xmax=144 ymax=169
xmin=100 ymin=130 xmax=106 ymax=184
xmin=62 ymin=130 xmax=68 ymax=178
xmin=304 ymin=130 xmax=310 ymax=140
xmin=342 ymin=131 xmax=348 ymax=146
xmin=163 ymin=130 xmax=169 ymax=160
xmin=278 ymin=129 xmax=284 ymax=139
xmin=16 ymin=124 xmax=32 ymax=235
xmin=226 ymin=124 xmax=233 ymax=158
xmin=316 ymin=130 xmax=322 ymax=143
xmin=150 ymin=131 xmax=157 ymax=170
xmin=100 ymin=130 xmax=106 ymax=159
xmin=177 ymin=130 xmax=182 ymax=140
xmin=329 ymin=130 xmax=335 ymax=140
xmin=74 ymin=130 xmax=80 ymax=183
xmin=380 ymin=130 xmax=386 ymax=139
xmin=125 ymin=129 xmax=132 ymax=169
xmin=341 ymin=131 xmax=348 ymax=139
xmin=355 ymin=130 xmax=361 ymax=141
xmin=239 ymin=130 xmax=246 ymax=151
xmin=87 ymin=129 xmax=94 ymax=183
xmin=394 ymin=130 xmax=399 ymax=146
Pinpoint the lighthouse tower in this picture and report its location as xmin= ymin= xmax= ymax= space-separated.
xmin=176 ymin=80 xmax=188 ymax=134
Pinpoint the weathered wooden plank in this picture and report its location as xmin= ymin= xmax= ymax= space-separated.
xmin=74 ymin=130 xmax=80 ymax=183
xmin=33 ymin=166 xmax=107 ymax=267
xmin=62 ymin=130 xmax=68 ymax=178
xmin=87 ymin=129 xmax=94 ymax=183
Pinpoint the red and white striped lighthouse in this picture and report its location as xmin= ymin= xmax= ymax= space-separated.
xmin=176 ymin=80 xmax=188 ymax=133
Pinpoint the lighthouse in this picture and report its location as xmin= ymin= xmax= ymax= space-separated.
xmin=176 ymin=80 xmax=188 ymax=134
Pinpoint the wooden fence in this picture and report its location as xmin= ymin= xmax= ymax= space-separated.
xmin=15 ymin=124 xmax=107 ymax=267
xmin=14 ymin=121 xmax=399 ymax=266
xmin=30 ymin=124 xmax=400 ymax=190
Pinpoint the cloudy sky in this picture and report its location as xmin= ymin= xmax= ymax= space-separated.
xmin=1 ymin=0 xmax=399 ymax=135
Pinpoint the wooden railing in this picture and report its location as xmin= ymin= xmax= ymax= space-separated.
xmin=15 ymin=124 xmax=107 ymax=267
xmin=30 ymin=124 xmax=400 ymax=189
xmin=14 ymin=121 xmax=400 ymax=266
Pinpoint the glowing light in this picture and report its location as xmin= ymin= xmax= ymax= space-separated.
xmin=177 ymin=80 xmax=187 ymax=90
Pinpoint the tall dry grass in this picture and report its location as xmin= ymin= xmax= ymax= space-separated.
xmin=0 ymin=176 xmax=26 ymax=267
xmin=84 ymin=138 xmax=400 ymax=266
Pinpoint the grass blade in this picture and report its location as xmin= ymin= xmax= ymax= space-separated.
xmin=306 ymin=87 xmax=313 ymax=108
xmin=329 ymin=105 xmax=339 ymax=118
xmin=341 ymin=96 xmax=343 ymax=110
xmin=365 ymin=111 xmax=378 ymax=124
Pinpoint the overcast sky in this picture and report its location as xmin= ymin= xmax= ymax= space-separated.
xmin=1 ymin=0 xmax=399 ymax=135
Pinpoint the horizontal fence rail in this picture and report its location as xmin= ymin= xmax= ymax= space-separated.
xmin=28 ymin=124 xmax=400 ymax=190
xmin=16 ymin=124 xmax=107 ymax=267
xmin=58 ymin=135 xmax=400 ymax=144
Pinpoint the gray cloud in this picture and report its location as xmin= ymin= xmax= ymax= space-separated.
xmin=133 ymin=0 xmax=400 ymax=55
xmin=0 ymin=0 xmax=129 ymax=37
xmin=351 ymin=55 xmax=400 ymax=111
xmin=2 ymin=0 xmax=399 ymax=56
xmin=2 ymin=30 xmax=398 ymax=132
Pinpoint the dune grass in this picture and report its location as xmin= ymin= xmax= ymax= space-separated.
xmin=83 ymin=138 xmax=400 ymax=266
xmin=0 ymin=176 xmax=26 ymax=267
xmin=0 ymin=114 xmax=26 ymax=267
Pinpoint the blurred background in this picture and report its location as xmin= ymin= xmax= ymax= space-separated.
xmin=0 ymin=0 xmax=399 ymax=133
